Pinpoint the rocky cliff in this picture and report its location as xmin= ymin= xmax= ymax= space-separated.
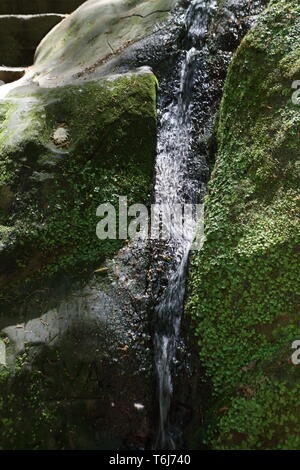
xmin=0 ymin=0 xmax=177 ymax=450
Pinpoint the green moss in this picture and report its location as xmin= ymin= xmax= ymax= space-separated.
xmin=0 ymin=72 xmax=157 ymax=449
xmin=0 ymin=73 xmax=157 ymax=309
xmin=187 ymin=0 xmax=300 ymax=449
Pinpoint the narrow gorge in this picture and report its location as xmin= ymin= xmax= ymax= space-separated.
xmin=0 ymin=0 xmax=299 ymax=452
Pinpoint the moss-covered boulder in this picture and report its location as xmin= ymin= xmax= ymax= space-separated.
xmin=0 ymin=1 xmax=84 ymax=14
xmin=187 ymin=0 xmax=300 ymax=449
xmin=0 ymin=70 xmax=157 ymax=450
xmin=0 ymin=0 xmax=175 ymax=450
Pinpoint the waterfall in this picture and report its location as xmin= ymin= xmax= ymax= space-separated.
xmin=153 ymin=0 xmax=217 ymax=450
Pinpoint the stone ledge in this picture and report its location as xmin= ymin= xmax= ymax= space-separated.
xmin=0 ymin=0 xmax=84 ymax=15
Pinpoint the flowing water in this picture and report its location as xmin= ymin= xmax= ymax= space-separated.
xmin=153 ymin=0 xmax=217 ymax=450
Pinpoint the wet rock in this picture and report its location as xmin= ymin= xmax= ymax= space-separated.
xmin=0 ymin=14 xmax=66 ymax=66
xmin=0 ymin=0 xmax=272 ymax=451
xmin=0 ymin=68 xmax=157 ymax=447
xmin=2 ymin=265 xmax=153 ymax=449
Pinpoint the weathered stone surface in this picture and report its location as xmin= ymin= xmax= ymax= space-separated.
xmin=187 ymin=0 xmax=300 ymax=450
xmin=0 ymin=70 xmax=157 ymax=449
xmin=2 ymin=239 xmax=153 ymax=449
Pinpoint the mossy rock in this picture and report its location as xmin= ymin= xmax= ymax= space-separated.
xmin=187 ymin=0 xmax=300 ymax=450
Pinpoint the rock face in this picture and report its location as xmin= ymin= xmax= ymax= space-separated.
xmin=0 ymin=2 xmax=87 ymax=67
xmin=0 ymin=72 xmax=157 ymax=451
xmin=0 ymin=0 xmax=178 ymax=450
xmin=32 ymin=0 xmax=178 ymax=87
xmin=0 ymin=14 xmax=66 ymax=67
xmin=0 ymin=1 xmax=84 ymax=14
xmin=187 ymin=0 xmax=300 ymax=450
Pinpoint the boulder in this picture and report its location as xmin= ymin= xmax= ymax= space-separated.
xmin=0 ymin=14 xmax=66 ymax=66
xmin=0 ymin=0 xmax=178 ymax=450
xmin=187 ymin=0 xmax=300 ymax=450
